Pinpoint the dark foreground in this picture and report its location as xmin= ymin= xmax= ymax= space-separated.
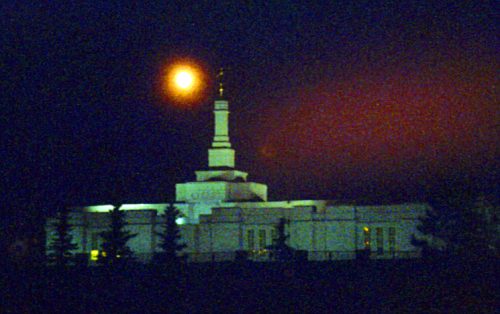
xmin=3 ymin=259 xmax=498 ymax=313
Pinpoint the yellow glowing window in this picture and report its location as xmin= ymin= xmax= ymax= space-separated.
xmin=90 ymin=250 xmax=99 ymax=261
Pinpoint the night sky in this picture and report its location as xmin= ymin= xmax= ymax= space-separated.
xmin=1 ymin=2 xmax=498 ymax=221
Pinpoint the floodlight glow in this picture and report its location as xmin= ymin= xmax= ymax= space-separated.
xmin=176 ymin=217 xmax=187 ymax=225
xmin=86 ymin=205 xmax=114 ymax=213
xmin=84 ymin=204 xmax=168 ymax=212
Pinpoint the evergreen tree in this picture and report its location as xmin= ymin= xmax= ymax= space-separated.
xmin=99 ymin=205 xmax=137 ymax=266
xmin=269 ymin=218 xmax=295 ymax=261
xmin=47 ymin=208 xmax=78 ymax=267
xmin=155 ymin=204 xmax=186 ymax=268
xmin=274 ymin=218 xmax=289 ymax=248
xmin=413 ymin=191 xmax=498 ymax=260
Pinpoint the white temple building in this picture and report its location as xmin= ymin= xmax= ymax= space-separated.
xmin=46 ymin=88 xmax=428 ymax=263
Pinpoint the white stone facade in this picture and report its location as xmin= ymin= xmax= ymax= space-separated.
xmin=46 ymin=200 xmax=427 ymax=263
xmin=46 ymin=95 xmax=428 ymax=263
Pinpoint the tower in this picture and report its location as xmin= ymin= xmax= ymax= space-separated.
xmin=175 ymin=68 xmax=268 ymax=221
xmin=208 ymin=69 xmax=235 ymax=168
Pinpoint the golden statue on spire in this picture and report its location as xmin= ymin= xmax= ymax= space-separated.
xmin=218 ymin=67 xmax=224 ymax=98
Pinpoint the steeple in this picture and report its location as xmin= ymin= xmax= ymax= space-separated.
xmin=208 ymin=68 xmax=235 ymax=168
xmin=175 ymin=67 xmax=268 ymax=205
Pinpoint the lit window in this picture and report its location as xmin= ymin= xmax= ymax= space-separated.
xmin=90 ymin=250 xmax=99 ymax=261
xmin=363 ymin=227 xmax=371 ymax=249
xmin=376 ymin=228 xmax=383 ymax=255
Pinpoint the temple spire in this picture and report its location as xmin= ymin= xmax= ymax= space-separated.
xmin=208 ymin=68 xmax=234 ymax=168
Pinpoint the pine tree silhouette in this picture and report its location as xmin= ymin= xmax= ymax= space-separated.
xmin=155 ymin=204 xmax=187 ymax=269
xmin=269 ymin=218 xmax=295 ymax=261
xmin=99 ymin=205 xmax=137 ymax=266
xmin=48 ymin=208 xmax=78 ymax=267
xmin=413 ymin=191 xmax=498 ymax=260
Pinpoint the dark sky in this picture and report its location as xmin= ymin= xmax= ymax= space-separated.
xmin=1 ymin=1 xmax=498 ymax=219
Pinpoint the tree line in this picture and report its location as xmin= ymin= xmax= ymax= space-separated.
xmin=47 ymin=204 xmax=187 ymax=269
xmin=47 ymin=206 xmax=296 ymax=269
xmin=46 ymin=190 xmax=499 ymax=269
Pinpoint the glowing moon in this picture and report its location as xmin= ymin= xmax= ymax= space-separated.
xmin=175 ymin=71 xmax=194 ymax=90
xmin=159 ymin=60 xmax=208 ymax=108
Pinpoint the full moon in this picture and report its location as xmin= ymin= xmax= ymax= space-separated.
xmin=159 ymin=59 xmax=208 ymax=108
xmin=175 ymin=71 xmax=194 ymax=90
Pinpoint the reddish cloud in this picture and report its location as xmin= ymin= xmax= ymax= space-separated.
xmin=254 ymin=57 xmax=498 ymax=189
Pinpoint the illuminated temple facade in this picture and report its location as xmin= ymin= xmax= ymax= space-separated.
xmin=46 ymin=94 xmax=428 ymax=263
